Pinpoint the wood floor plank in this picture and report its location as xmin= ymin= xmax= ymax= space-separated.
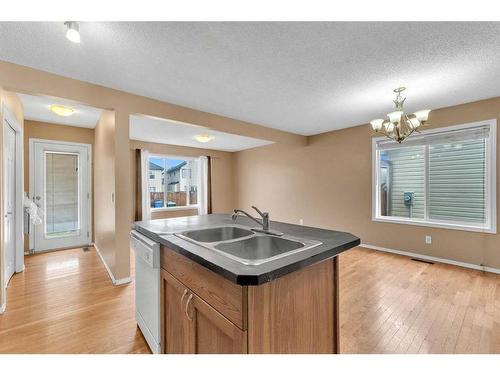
xmin=0 ymin=247 xmax=150 ymax=354
xmin=2 ymin=245 xmax=500 ymax=354
xmin=340 ymin=247 xmax=500 ymax=354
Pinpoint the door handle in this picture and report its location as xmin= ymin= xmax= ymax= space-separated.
xmin=180 ymin=289 xmax=188 ymax=308
xmin=184 ymin=294 xmax=193 ymax=321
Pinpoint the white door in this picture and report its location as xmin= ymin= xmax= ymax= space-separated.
xmin=31 ymin=140 xmax=91 ymax=252
xmin=3 ymin=121 xmax=16 ymax=287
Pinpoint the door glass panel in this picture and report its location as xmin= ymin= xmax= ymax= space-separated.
xmin=44 ymin=152 xmax=80 ymax=238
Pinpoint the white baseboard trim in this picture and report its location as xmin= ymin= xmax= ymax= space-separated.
xmin=0 ymin=302 xmax=5 ymax=314
xmin=16 ymin=264 xmax=25 ymax=273
xmin=360 ymin=243 xmax=500 ymax=275
xmin=93 ymin=243 xmax=132 ymax=286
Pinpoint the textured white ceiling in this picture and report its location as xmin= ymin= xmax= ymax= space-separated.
xmin=130 ymin=115 xmax=273 ymax=152
xmin=18 ymin=93 xmax=103 ymax=128
xmin=2 ymin=22 xmax=500 ymax=135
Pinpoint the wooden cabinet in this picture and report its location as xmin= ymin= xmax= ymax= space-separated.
xmin=160 ymin=270 xmax=190 ymax=353
xmin=187 ymin=292 xmax=247 ymax=353
xmin=161 ymin=269 xmax=247 ymax=354
xmin=161 ymin=248 xmax=246 ymax=329
xmin=160 ymin=246 xmax=339 ymax=354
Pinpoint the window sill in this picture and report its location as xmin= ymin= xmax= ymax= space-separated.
xmin=372 ymin=216 xmax=496 ymax=234
xmin=151 ymin=205 xmax=199 ymax=213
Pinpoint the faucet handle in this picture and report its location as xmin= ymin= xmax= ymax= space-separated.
xmin=251 ymin=206 xmax=266 ymax=217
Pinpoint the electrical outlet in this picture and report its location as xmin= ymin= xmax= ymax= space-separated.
xmin=425 ymin=235 xmax=432 ymax=244
xmin=299 ymin=218 xmax=304 ymax=225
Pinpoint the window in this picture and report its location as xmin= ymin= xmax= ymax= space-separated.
xmin=373 ymin=120 xmax=496 ymax=233
xmin=148 ymin=156 xmax=199 ymax=209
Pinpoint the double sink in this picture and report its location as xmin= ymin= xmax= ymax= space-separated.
xmin=175 ymin=225 xmax=322 ymax=266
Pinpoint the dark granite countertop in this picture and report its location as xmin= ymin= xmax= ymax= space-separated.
xmin=133 ymin=214 xmax=360 ymax=285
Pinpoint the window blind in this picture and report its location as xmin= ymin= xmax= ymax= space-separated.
xmin=428 ymin=138 xmax=486 ymax=223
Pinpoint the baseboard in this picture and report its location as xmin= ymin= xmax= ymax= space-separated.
xmin=93 ymin=243 xmax=132 ymax=286
xmin=360 ymin=243 xmax=500 ymax=275
xmin=0 ymin=302 xmax=5 ymax=314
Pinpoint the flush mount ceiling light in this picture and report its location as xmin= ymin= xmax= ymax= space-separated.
xmin=194 ymin=134 xmax=215 ymax=143
xmin=64 ymin=21 xmax=80 ymax=43
xmin=50 ymin=104 xmax=75 ymax=117
xmin=370 ymin=87 xmax=431 ymax=143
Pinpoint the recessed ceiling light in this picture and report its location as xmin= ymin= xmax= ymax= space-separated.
xmin=64 ymin=21 xmax=80 ymax=43
xmin=50 ymin=105 xmax=75 ymax=117
xmin=194 ymin=134 xmax=214 ymax=143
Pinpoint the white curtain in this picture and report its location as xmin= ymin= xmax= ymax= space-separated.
xmin=140 ymin=149 xmax=151 ymax=220
xmin=198 ymin=156 xmax=209 ymax=215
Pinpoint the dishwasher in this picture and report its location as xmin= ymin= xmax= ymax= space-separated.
xmin=131 ymin=230 xmax=161 ymax=354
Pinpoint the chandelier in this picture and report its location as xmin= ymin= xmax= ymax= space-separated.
xmin=370 ymin=87 xmax=431 ymax=143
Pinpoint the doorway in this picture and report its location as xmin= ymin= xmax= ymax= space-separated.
xmin=29 ymin=139 xmax=92 ymax=252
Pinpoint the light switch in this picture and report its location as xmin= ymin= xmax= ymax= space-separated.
xmin=425 ymin=235 xmax=432 ymax=244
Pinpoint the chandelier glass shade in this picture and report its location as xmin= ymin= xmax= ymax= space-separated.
xmin=371 ymin=87 xmax=431 ymax=143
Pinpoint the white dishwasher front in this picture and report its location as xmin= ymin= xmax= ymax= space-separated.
xmin=131 ymin=230 xmax=161 ymax=354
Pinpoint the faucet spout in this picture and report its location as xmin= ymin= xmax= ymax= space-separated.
xmin=232 ymin=209 xmax=263 ymax=227
xmin=231 ymin=206 xmax=282 ymax=236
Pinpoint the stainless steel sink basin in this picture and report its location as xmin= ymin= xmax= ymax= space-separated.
xmin=214 ymin=236 xmax=304 ymax=263
xmin=175 ymin=225 xmax=322 ymax=266
xmin=180 ymin=226 xmax=254 ymax=243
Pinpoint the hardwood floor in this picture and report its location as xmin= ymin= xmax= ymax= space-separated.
xmin=1 ymin=245 xmax=499 ymax=354
xmin=340 ymin=247 xmax=500 ymax=354
xmin=0 ymin=247 xmax=150 ymax=353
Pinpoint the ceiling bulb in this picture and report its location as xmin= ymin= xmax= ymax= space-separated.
xmin=414 ymin=109 xmax=431 ymax=122
xmin=64 ymin=21 xmax=80 ymax=43
xmin=370 ymin=87 xmax=431 ymax=143
xmin=194 ymin=134 xmax=214 ymax=143
xmin=384 ymin=121 xmax=395 ymax=133
xmin=408 ymin=117 xmax=421 ymax=129
xmin=387 ymin=111 xmax=403 ymax=125
xmin=370 ymin=119 xmax=384 ymax=131
xmin=50 ymin=104 xmax=75 ymax=117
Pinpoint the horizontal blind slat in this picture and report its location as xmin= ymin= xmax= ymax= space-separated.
xmin=428 ymin=139 xmax=486 ymax=223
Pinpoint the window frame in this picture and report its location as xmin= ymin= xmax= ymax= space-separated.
xmin=372 ymin=119 xmax=497 ymax=234
xmin=148 ymin=153 xmax=200 ymax=212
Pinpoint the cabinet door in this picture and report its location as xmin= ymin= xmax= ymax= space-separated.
xmin=161 ymin=270 xmax=190 ymax=353
xmin=186 ymin=292 xmax=247 ymax=354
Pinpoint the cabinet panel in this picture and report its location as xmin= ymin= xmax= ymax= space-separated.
xmin=161 ymin=247 xmax=246 ymax=329
xmin=248 ymin=258 xmax=336 ymax=354
xmin=188 ymin=291 xmax=247 ymax=354
xmin=161 ymin=270 xmax=190 ymax=354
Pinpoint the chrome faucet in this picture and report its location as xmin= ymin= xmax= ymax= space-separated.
xmin=232 ymin=206 xmax=283 ymax=236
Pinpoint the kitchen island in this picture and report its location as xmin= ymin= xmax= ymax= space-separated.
xmin=134 ymin=213 xmax=360 ymax=354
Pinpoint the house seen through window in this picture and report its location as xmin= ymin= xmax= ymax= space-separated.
xmin=148 ymin=156 xmax=198 ymax=209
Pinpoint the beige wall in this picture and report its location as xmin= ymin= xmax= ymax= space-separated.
xmin=94 ymin=111 xmax=117 ymax=277
xmin=130 ymin=140 xmax=235 ymax=221
xmin=235 ymin=97 xmax=500 ymax=269
xmin=23 ymin=120 xmax=95 ymax=250
xmin=0 ymin=88 xmax=24 ymax=309
xmin=0 ymin=60 xmax=301 ymax=284
xmin=5 ymin=59 xmax=499 ymax=278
